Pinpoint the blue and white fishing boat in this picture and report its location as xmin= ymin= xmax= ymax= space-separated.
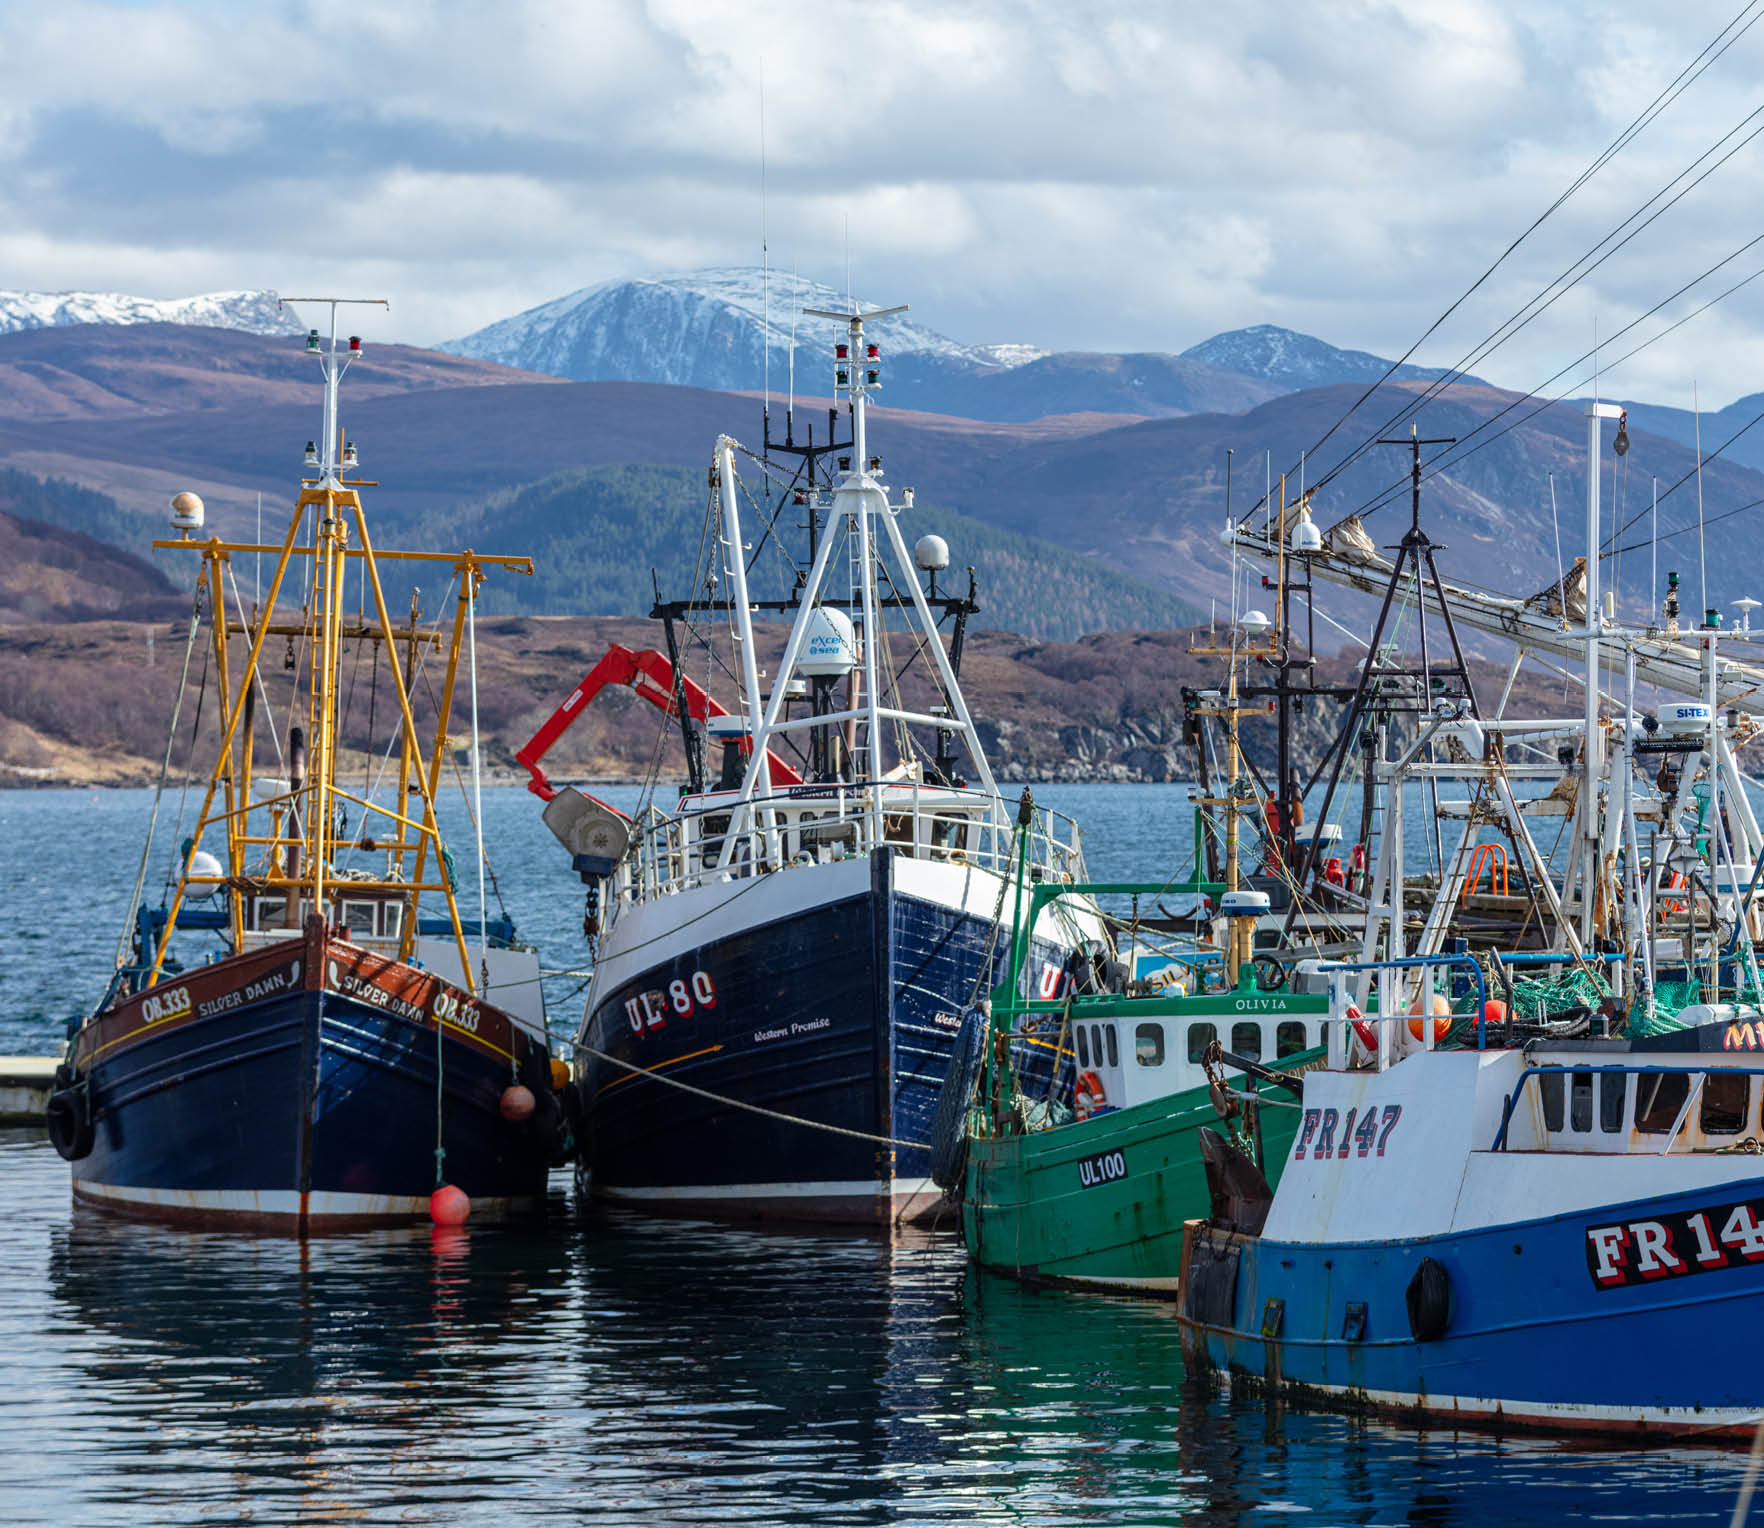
xmin=524 ymin=301 xmax=1107 ymax=1224
xmin=1177 ymin=954 xmax=1764 ymax=1437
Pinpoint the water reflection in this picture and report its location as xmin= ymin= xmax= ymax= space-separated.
xmin=0 ymin=1136 xmax=1755 ymax=1525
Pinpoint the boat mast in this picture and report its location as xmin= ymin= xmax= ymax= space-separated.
xmin=140 ymin=299 xmax=534 ymax=994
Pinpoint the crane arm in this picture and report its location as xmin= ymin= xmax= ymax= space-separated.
xmin=515 ymin=643 xmax=803 ymax=800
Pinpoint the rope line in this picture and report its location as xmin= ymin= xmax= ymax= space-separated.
xmin=578 ymin=1041 xmax=922 ymax=1149
xmin=113 ymin=577 xmax=207 ymax=973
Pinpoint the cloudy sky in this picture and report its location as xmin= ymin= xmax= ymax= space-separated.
xmin=5 ymin=0 xmax=1764 ymax=403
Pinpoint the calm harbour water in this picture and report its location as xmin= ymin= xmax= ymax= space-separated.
xmin=0 ymin=785 xmax=1758 ymax=1524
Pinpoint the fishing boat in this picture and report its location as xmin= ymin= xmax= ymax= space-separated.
xmin=954 ymin=625 xmax=1335 ymax=1291
xmin=1176 ymin=954 xmax=1764 ymax=1437
xmin=45 ymin=300 xmax=564 ymax=1231
xmin=955 ymin=842 xmax=1327 ymax=1293
xmin=522 ymin=300 xmax=1108 ymax=1223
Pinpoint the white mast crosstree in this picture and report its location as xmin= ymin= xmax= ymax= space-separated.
xmin=715 ymin=301 xmax=1005 ymax=868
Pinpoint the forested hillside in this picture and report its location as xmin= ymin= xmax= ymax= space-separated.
xmin=386 ymin=464 xmax=1204 ymax=641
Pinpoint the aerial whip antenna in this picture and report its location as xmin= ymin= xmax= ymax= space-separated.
xmin=760 ymin=58 xmax=770 ymax=413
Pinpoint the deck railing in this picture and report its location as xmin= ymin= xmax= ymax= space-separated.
xmin=609 ymin=780 xmax=1087 ymax=909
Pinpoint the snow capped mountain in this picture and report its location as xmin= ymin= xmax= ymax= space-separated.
xmin=0 ymin=289 xmax=302 ymax=337
xmin=1180 ymin=323 xmax=1476 ymax=389
xmin=440 ymin=267 xmax=1042 ymax=388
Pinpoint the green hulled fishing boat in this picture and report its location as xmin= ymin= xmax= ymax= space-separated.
xmin=959 ymin=940 xmax=1325 ymax=1295
xmin=952 ymin=684 xmax=1327 ymax=1296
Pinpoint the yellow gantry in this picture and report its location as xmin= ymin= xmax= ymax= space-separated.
xmin=145 ymin=480 xmax=532 ymax=992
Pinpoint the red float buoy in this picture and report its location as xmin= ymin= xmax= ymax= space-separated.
xmin=499 ymin=1084 xmax=536 ymax=1123
xmin=430 ymin=1183 xmax=471 ymax=1225
xmin=1483 ymin=999 xmax=1508 ymax=1025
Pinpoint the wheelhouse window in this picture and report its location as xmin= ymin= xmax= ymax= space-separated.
xmin=1276 ymin=1021 xmax=1308 ymax=1058
xmin=1135 ymin=1023 xmax=1165 ymax=1066
xmin=1075 ymin=1026 xmax=1090 ymax=1068
xmin=1539 ymin=1069 xmax=1565 ymax=1132
xmin=253 ymin=897 xmax=288 ymax=931
xmin=340 ymin=900 xmax=379 ymax=938
xmin=1600 ymin=1071 xmax=1626 ymax=1133
xmin=1701 ymin=1073 xmax=1751 ymax=1136
xmin=1635 ymin=1072 xmax=1692 ymax=1134
xmin=1569 ymin=1070 xmax=1594 ymax=1133
xmin=1231 ymin=1022 xmax=1263 ymax=1062
xmin=1103 ymin=1025 xmax=1119 ymax=1068
xmin=1186 ymin=1022 xmax=1217 ymax=1064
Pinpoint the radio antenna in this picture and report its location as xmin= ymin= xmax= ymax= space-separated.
xmin=760 ymin=58 xmax=770 ymax=413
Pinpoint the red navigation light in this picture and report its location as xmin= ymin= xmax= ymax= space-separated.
xmin=835 ymin=343 xmax=849 ymax=360
xmin=348 ymin=335 xmax=362 ymax=352
xmin=865 ymin=343 xmax=878 ymax=360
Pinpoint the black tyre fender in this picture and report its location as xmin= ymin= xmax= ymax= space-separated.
xmin=46 ymin=1068 xmax=95 ymax=1162
xmin=1406 ymin=1256 xmax=1453 ymax=1342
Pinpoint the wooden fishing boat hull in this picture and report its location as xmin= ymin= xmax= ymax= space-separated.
xmin=962 ymin=1071 xmax=1310 ymax=1294
xmin=63 ymin=922 xmax=556 ymax=1231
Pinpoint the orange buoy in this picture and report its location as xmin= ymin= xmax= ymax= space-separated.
xmin=1482 ymin=999 xmax=1508 ymax=1026
xmin=549 ymin=1058 xmax=572 ymax=1089
xmin=430 ymin=1183 xmax=471 ymax=1225
xmin=499 ymin=1084 xmax=537 ymax=1123
xmin=1406 ymin=992 xmax=1451 ymax=1043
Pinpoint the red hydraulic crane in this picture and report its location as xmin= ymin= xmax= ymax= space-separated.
xmin=515 ymin=643 xmax=803 ymax=801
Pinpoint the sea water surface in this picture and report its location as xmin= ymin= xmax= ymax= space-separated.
xmin=0 ymin=785 xmax=1758 ymax=1525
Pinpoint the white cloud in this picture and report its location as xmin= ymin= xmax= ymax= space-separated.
xmin=1 ymin=0 xmax=1763 ymax=403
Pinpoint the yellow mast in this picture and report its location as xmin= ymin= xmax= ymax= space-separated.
xmin=141 ymin=301 xmax=531 ymax=994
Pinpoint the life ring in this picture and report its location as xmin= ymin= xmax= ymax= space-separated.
xmin=1074 ymin=1070 xmax=1107 ymax=1121
xmin=1347 ymin=1004 xmax=1379 ymax=1056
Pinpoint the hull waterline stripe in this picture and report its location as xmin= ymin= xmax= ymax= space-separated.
xmin=579 ymin=1040 xmax=922 ymax=1149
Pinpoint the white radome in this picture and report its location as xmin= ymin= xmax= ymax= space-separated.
xmin=799 ymin=606 xmax=858 ymax=677
xmin=170 ymin=491 xmax=205 ymax=534
xmin=913 ymin=534 xmax=950 ymax=572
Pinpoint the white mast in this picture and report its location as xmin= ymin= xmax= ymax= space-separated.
xmin=716 ymin=298 xmax=1006 ymax=863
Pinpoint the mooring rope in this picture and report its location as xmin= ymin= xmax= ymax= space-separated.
xmin=577 ymin=1040 xmax=922 ymax=1150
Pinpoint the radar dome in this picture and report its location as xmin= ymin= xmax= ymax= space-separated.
xmin=799 ymin=606 xmax=857 ymax=677
xmin=913 ymin=535 xmax=950 ymax=572
xmin=169 ymin=491 xmax=205 ymax=534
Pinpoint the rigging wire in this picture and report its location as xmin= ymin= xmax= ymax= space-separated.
xmin=1335 ymin=232 xmax=1764 ymax=530
xmin=1312 ymin=92 xmax=1764 ymax=501
xmin=1246 ymin=0 xmax=1764 ymax=520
